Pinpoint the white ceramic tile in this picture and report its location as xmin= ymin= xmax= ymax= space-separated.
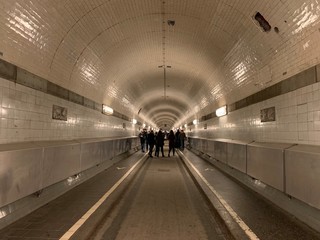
xmin=1 ymin=1 xmax=320 ymax=144
xmin=0 ymin=78 xmax=138 ymax=143
xmin=298 ymin=122 xmax=308 ymax=131
xmin=191 ymin=81 xmax=320 ymax=145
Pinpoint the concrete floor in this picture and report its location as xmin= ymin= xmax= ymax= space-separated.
xmin=91 ymin=156 xmax=230 ymax=240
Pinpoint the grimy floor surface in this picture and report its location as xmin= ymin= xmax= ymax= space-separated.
xmin=0 ymin=147 xmax=320 ymax=239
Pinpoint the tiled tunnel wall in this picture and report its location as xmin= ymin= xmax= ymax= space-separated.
xmin=0 ymin=76 xmax=137 ymax=144
xmin=0 ymin=60 xmax=138 ymax=144
xmin=189 ymin=65 xmax=320 ymax=146
xmin=1 ymin=58 xmax=320 ymax=145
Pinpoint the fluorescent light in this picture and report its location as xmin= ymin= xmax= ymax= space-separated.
xmin=132 ymin=119 xmax=137 ymax=124
xmin=193 ymin=119 xmax=198 ymax=125
xmin=102 ymin=105 xmax=113 ymax=115
xmin=216 ymin=105 xmax=227 ymax=117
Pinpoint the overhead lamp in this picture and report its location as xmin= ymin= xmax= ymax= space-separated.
xmin=193 ymin=119 xmax=198 ymax=125
xmin=102 ymin=104 xmax=113 ymax=115
xmin=216 ymin=105 xmax=227 ymax=117
xmin=132 ymin=119 xmax=137 ymax=124
xmin=184 ymin=124 xmax=187 ymax=128
xmin=142 ymin=123 xmax=146 ymax=128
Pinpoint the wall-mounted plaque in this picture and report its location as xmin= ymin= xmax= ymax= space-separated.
xmin=260 ymin=107 xmax=275 ymax=122
xmin=52 ymin=105 xmax=68 ymax=121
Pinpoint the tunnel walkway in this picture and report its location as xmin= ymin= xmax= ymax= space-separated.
xmin=89 ymin=154 xmax=230 ymax=240
xmin=0 ymin=147 xmax=320 ymax=239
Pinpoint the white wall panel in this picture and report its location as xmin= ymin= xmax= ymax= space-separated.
xmin=79 ymin=139 xmax=102 ymax=171
xmin=40 ymin=141 xmax=81 ymax=189
xmin=247 ymin=142 xmax=294 ymax=191
xmin=0 ymin=144 xmax=42 ymax=207
xmin=227 ymin=140 xmax=252 ymax=173
xmin=285 ymin=145 xmax=320 ymax=209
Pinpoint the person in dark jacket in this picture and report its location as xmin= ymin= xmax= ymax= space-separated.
xmin=147 ymin=130 xmax=155 ymax=157
xmin=156 ymin=129 xmax=165 ymax=157
xmin=154 ymin=131 xmax=159 ymax=157
xmin=180 ymin=129 xmax=186 ymax=150
xmin=168 ymin=130 xmax=175 ymax=157
xmin=175 ymin=129 xmax=181 ymax=149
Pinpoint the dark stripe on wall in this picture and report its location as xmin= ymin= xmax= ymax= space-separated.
xmin=0 ymin=59 xmax=16 ymax=80
xmin=228 ymin=66 xmax=317 ymax=112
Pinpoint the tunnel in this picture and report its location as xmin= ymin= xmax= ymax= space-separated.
xmin=1 ymin=0 xmax=320 ymax=239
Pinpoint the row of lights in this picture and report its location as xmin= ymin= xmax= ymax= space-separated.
xmin=104 ymin=104 xmax=227 ymax=128
xmin=193 ymin=105 xmax=227 ymax=125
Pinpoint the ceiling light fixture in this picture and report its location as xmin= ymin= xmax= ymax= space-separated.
xmin=102 ymin=104 xmax=113 ymax=115
xmin=216 ymin=105 xmax=227 ymax=117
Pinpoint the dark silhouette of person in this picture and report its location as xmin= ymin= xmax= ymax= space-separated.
xmin=155 ymin=131 xmax=159 ymax=156
xmin=156 ymin=129 xmax=165 ymax=157
xmin=147 ymin=130 xmax=155 ymax=157
xmin=168 ymin=130 xmax=175 ymax=157
xmin=175 ymin=129 xmax=181 ymax=149
xmin=180 ymin=129 xmax=186 ymax=150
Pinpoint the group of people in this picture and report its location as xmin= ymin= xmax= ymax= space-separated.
xmin=139 ymin=128 xmax=187 ymax=158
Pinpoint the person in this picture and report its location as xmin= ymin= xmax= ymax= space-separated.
xmin=139 ymin=130 xmax=145 ymax=152
xmin=147 ymin=130 xmax=155 ymax=157
xmin=168 ymin=130 xmax=175 ymax=157
xmin=154 ymin=131 xmax=159 ymax=157
xmin=175 ymin=129 xmax=181 ymax=149
xmin=144 ymin=129 xmax=148 ymax=152
xmin=180 ymin=129 xmax=186 ymax=150
xmin=156 ymin=129 xmax=165 ymax=157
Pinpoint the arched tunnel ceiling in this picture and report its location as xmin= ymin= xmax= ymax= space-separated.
xmin=0 ymin=0 xmax=319 ymax=129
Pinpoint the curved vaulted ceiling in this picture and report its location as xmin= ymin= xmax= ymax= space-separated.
xmin=0 ymin=0 xmax=319 ymax=129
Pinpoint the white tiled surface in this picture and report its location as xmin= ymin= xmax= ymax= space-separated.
xmin=0 ymin=78 xmax=137 ymax=144
xmin=2 ymin=2 xmax=320 ymax=229
xmin=1 ymin=1 xmax=320 ymax=129
xmin=190 ymin=82 xmax=320 ymax=145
